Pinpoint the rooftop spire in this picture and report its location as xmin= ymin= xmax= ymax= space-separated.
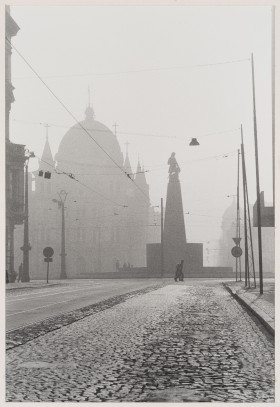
xmin=85 ymin=86 xmax=95 ymax=120
xmin=124 ymin=142 xmax=133 ymax=178
xmin=136 ymin=156 xmax=141 ymax=173
xmin=40 ymin=124 xmax=54 ymax=169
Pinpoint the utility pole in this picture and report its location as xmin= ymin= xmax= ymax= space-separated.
xmin=59 ymin=190 xmax=68 ymax=279
xmin=272 ymin=6 xmax=275 ymax=211
xmin=241 ymin=126 xmax=256 ymax=289
xmin=251 ymin=53 xmax=263 ymax=294
xmin=161 ymin=198 xmax=164 ymax=277
xmin=241 ymin=136 xmax=248 ymax=287
xmin=53 ymin=191 xmax=68 ymax=279
xmin=98 ymin=226 xmax=102 ymax=272
xmin=236 ymin=149 xmax=241 ymax=281
xmin=21 ymin=150 xmax=35 ymax=282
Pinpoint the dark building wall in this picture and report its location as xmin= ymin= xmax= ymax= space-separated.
xmin=253 ymin=191 xmax=274 ymax=227
xmin=5 ymin=7 xmax=26 ymax=282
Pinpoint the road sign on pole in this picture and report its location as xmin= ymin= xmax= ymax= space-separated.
xmin=43 ymin=247 xmax=54 ymax=283
xmin=231 ymin=246 xmax=243 ymax=258
xmin=43 ymin=247 xmax=54 ymax=258
xmin=233 ymin=237 xmax=242 ymax=246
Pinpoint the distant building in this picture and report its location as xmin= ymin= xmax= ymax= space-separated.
xmin=253 ymin=191 xmax=274 ymax=227
xmin=5 ymin=6 xmax=26 ymax=282
xmin=217 ymin=197 xmax=238 ymax=269
xmin=24 ymin=103 xmax=157 ymax=278
xmin=252 ymin=191 xmax=275 ymax=275
xmin=218 ymin=196 xmax=275 ymax=277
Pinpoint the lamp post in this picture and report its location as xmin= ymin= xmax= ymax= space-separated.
xmin=21 ymin=150 xmax=35 ymax=282
xmin=52 ymin=190 xmax=68 ymax=279
xmin=161 ymin=198 xmax=164 ymax=277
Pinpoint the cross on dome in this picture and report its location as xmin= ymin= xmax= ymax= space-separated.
xmin=85 ymin=86 xmax=95 ymax=120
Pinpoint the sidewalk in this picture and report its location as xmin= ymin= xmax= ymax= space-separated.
xmin=223 ymin=279 xmax=275 ymax=336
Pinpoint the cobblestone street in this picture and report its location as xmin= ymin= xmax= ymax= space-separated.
xmin=6 ymin=281 xmax=274 ymax=402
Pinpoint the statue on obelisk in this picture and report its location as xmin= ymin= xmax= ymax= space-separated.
xmin=168 ymin=152 xmax=180 ymax=178
xmin=164 ymin=152 xmax=187 ymax=275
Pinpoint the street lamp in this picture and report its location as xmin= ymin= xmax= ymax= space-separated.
xmin=21 ymin=150 xmax=35 ymax=282
xmin=52 ymin=190 xmax=68 ymax=279
xmin=189 ymin=138 xmax=200 ymax=146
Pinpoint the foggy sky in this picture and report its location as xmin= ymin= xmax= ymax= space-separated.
xmin=8 ymin=4 xmax=273 ymax=258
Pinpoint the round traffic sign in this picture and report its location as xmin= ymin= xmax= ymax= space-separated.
xmin=43 ymin=246 xmax=54 ymax=258
xmin=231 ymin=246 xmax=243 ymax=258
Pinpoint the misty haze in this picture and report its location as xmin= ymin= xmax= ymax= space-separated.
xmin=5 ymin=4 xmax=275 ymax=403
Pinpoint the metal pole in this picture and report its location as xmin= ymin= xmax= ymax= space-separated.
xmin=245 ymin=180 xmax=257 ymax=289
xmin=236 ymin=149 xmax=241 ymax=281
xmin=47 ymin=261 xmax=49 ymax=284
xmin=241 ymin=128 xmax=248 ymax=287
xmin=251 ymin=53 xmax=263 ymax=294
xmin=22 ymin=160 xmax=30 ymax=282
xmin=98 ymin=227 xmax=102 ymax=272
xmin=235 ymin=149 xmax=240 ymax=282
xmin=60 ymin=200 xmax=67 ymax=279
xmin=272 ymin=6 xmax=275 ymax=211
xmin=10 ymin=223 xmax=15 ymax=281
xmin=161 ymin=198 xmax=164 ymax=277
xmin=237 ymin=149 xmax=242 ymax=281
xmin=58 ymin=190 xmax=68 ymax=279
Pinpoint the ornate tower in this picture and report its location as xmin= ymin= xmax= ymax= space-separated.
xmin=163 ymin=153 xmax=187 ymax=275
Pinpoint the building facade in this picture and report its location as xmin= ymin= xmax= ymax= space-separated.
xmin=218 ymin=197 xmax=275 ymax=276
xmin=26 ymin=104 xmax=155 ymax=279
xmin=5 ymin=6 xmax=26 ymax=282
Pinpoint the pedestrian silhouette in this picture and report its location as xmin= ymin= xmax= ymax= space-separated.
xmin=18 ymin=263 xmax=23 ymax=282
xmin=174 ymin=260 xmax=184 ymax=282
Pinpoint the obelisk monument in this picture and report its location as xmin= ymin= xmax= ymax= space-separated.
xmin=163 ymin=152 xmax=187 ymax=275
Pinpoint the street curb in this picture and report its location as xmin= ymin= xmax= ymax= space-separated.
xmin=223 ymin=283 xmax=274 ymax=337
xmin=6 ymin=283 xmax=62 ymax=291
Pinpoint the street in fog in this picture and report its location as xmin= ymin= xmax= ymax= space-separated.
xmin=6 ymin=280 xmax=274 ymax=402
xmin=5 ymin=3 xmax=275 ymax=404
xmin=6 ymin=279 xmax=165 ymax=331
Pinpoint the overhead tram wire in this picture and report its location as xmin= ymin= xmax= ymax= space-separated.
xmin=34 ymin=154 xmax=126 ymax=208
xmin=14 ymin=58 xmax=250 ymax=79
xmin=11 ymin=117 xmax=239 ymax=169
xmin=11 ymin=118 xmax=240 ymax=141
xmin=6 ymin=37 xmax=151 ymax=205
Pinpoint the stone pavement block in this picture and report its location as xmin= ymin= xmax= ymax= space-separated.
xmin=6 ymin=283 xmax=274 ymax=402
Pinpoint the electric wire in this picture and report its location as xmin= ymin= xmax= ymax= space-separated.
xmin=34 ymin=154 xmax=127 ymax=208
xmin=6 ymin=37 xmax=151 ymax=204
xmin=14 ymin=58 xmax=250 ymax=79
xmin=11 ymin=118 xmax=240 ymax=141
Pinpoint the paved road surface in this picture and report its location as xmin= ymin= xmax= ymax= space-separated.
xmin=6 ymin=280 xmax=274 ymax=402
xmin=6 ymin=279 xmax=165 ymax=331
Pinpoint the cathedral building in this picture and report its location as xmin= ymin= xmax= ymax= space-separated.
xmin=27 ymin=104 xmax=155 ymax=279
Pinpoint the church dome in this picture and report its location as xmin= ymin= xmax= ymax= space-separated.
xmin=55 ymin=106 xmax=123 ymax=169
xmin=222 ymin=197 xmax=236 ymax=220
